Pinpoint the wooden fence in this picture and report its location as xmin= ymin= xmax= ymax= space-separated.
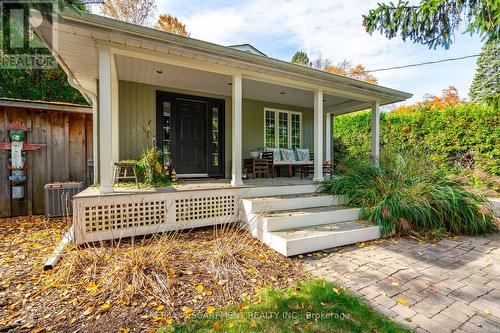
xmin=0 ymin=100 xmax=93 ymax=217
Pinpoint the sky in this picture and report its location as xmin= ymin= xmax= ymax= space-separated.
xmin=96 ymin=0 xmax=485 ymax=105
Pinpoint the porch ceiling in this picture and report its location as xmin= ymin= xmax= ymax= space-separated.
xmin=115 ymin=55 xmax=354 ymax=109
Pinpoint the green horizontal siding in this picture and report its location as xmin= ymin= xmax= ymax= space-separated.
xmin=118 ymin=80 xmax=314 ymax=178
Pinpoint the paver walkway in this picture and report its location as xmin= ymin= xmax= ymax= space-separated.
xmin=302 ymin=233 xmax=500 ymax=333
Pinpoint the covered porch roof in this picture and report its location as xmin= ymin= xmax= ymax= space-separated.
xmin=37 ymin=10 xmax=411 ymax=112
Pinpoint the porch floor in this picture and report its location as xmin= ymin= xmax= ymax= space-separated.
xmin=78 ymin=177 xmax=321 ymax=197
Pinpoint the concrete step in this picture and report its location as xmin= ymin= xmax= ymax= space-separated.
xmin=257 ymin=205 xmax=360 ymax=231
xmin=263 ymin=221 xmax=380 ymax=256
xmin=242 ymin=193 xmax=345 ymax=213
xmin=488 ymin=198 xmax=500 ymax=217
xmin=240 ymin=184 xmax=318 ymax=198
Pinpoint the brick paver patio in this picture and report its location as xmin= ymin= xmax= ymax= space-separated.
xmin=302 ymin=233 xmax=500 ymax=332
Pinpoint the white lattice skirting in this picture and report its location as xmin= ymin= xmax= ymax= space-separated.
xmin=72 ymin=184 xmax=318 ymax=244
xmin=73 ymin=189 xmax=239 ymax=244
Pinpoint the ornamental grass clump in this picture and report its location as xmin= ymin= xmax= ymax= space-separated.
xmin=320 ymin=153 xmax=497 ymax=237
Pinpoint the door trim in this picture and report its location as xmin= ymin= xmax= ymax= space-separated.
xmin=156 ymin=91 xmax=225 ymax=178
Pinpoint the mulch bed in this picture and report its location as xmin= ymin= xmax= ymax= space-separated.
xmin=0 ymin=216 xmax=308 ymax=332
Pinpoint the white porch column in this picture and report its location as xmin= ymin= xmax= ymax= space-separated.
xmin=231 ymin=72 xmax=243 ymax=186
xmin=371 ymin=100 xmax=380 ymax=163
xmin=325 ymin=112 xmax=332 ymax=163
xmin=313 ymin=89 xmax=324 ymax=182
xmin=98 ymin=47 xmax=119 ymax=193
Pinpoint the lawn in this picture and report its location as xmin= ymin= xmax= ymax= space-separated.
xmin=160 ymin=279 xmax=410 ymax=333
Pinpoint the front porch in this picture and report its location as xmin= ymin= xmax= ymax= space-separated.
xmin=35 ymin=10 xmax=411 ymax=254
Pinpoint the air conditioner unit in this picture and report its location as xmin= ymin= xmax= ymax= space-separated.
xmin=44 ymin=182 xmax=84 ymax=217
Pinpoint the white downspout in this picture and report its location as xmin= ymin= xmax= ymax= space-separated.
xmin=43 ymin=226 xmax=74 ymax=270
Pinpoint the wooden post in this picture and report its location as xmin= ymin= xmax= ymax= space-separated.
xmin=27 ymin=111 xmax=33 ymax=215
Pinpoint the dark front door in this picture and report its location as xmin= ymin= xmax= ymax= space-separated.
xmin=174 ymin=99 xmax=206 ymax=174
xmin=156 ymin=92 xmax=225 ymax=178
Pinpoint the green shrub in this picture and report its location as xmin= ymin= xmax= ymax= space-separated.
xmin=136 ymin=147 xmax=170 ymax=184
xmin=332 ymin=102 xmax=500 ymax=191
xmin=320 ymin=153 xmax=497 ymax=237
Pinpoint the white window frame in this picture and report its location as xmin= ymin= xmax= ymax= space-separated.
xmin=263 ymin=108 xmax=302 ymax=149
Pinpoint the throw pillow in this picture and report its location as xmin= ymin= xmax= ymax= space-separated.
xmin=265 ymin=147 xmax=281 ymax=162
xmin=295 ymin=148 xmax=310 ymax=162
xmin=281 ymin=148 xmax=296 ymax=162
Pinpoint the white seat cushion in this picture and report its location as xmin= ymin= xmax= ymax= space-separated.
xmin=274 ymin=161 xmax=312 ymax=166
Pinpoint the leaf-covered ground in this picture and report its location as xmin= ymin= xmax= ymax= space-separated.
xmin=0 ymin=216 xmax=307 ymax=332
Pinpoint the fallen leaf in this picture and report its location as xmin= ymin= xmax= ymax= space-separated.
xmin=213 ymin=321 xmax=222 ymax=330
xmin=165 ymin=317 xmax=174 ymax=325
xmin=484 ymin=309 xmax=491 ymax=315
xmin=396 ymin=298 xmax=407 ymax=305
xmin=332 ymin=288 xmax=340 ymax=295
xmin=238 ymin=304 xmax=249 ymax=311
xmin=182 ymin=307 xmax=193 ymax=315
xmin=156 ymin=305 xmax=165 ymax=312
xmin=205 ymin=290 xmax=213 ymax=296
xmin=100 ymin=302 xmax=111 ymax=311
xmin=195 ymin=285 xmax=204 ymax=292
xmin=206 ymin=306 xmax=216 ymax=314
xmin=86 ymin=282 xmax=97 ymax=293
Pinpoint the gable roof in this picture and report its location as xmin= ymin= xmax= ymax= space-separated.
xmin=228 ymin=44 xmax=267 ymax=56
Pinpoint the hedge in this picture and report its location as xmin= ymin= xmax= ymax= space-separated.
xmin=333 ymin=103 xmax=500 ymax=177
